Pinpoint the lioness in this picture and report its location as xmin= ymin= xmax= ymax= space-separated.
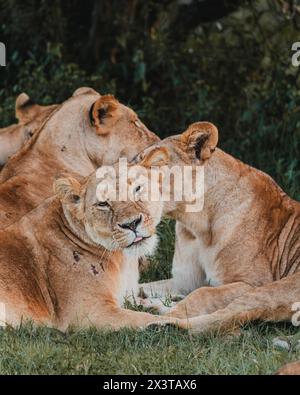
xmin=137 ymin=122 xmax=300 ymax=334
xmin=0 ymin=165 xmax=188 ymax=331
xmin=0 ymin=87 xmax=158 ymax=228
xmin=0 ymin=93 xmax=58 ymax=167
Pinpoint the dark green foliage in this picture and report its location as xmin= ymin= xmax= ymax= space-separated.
xmin=1 ymin=0 xmax=299 ymax=200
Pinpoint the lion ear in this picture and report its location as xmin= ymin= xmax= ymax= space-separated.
xmin=181 ymin=122 xmax=218 ymax=163
xmin=139 ymin=146 xmax=169 ymax=168
xmin=15 ymin=93 xmax=37 ymax=123
xmin=54 ymin=177 xmax=82 ymax=203
xmin=72 ymin=87 xmax=98 ymax=97
xmin=89 ymin=95 xmax=119 ymax=135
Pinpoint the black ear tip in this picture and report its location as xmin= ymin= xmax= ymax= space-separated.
xmin=194 ymin=133 xmax=209 ymax=159
xmin=98 ymin=107 xmax=107 ymax=121
xmin=21 ymin=98 xmax=35 ymax=109
xmin=89 ymin=102 xmax=95 ymax=126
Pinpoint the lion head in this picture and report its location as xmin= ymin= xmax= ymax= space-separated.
xmin=4 ymin=87 xmax=159 ymax=172
xmin=15 ymin=92 xmax=58 ymax=125
xmin=0 ymin=93 xmax=58 ymax=167
xmin=53 ymin=152 xmax=169 ymax=257
xmin=45 ymin=87 xmax=160 ymax=167
xmin=132 ymin=121 xmax=219 ymax=215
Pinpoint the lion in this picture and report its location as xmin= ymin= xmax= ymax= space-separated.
xmin=135 ymin=122 xmax=300 ymax=334
xmin=0 ymin=93 xmax=58 ymax=167
xmin=0 ymin=87 xmax=159 ymax=229
xmin=0 ymin=162 xmax=189 ymax=331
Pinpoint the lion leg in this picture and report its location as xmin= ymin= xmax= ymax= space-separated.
xmin=138 ymin=297 xmax=177 ymax=314
xmin=139 ymin=224 xmax=206 ymax=300
xmin=64 ymin=303 xmax=187 ymax=331
xmin=164 ymin=282 xmax=253 ymax=318
xmin=171 ymin=223 xmax=206 ymax=294
xmin=87 ymin=308 xmax=187 ymax=330
xmin=186 ymin=272 xmax=300 ymax=334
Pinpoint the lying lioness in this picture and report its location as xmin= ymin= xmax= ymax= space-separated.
xmin=137 ymin=122 xmax=300 ymax=334
xmin=0 ymin=163 xmax=189 ymax=330
xmin=0 ymin=93 xmax=58 ymax=167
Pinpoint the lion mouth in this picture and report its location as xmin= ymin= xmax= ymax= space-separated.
xmin=126 ymin=235 xmax=151 ymax=249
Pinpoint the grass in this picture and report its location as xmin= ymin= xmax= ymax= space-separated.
xmin=0 ymin=220 xmax=299 ymax=375
xmin=0 ymin=323 xmax=299 ymax=375
xmin=140 ymin=219 xmax=175 ymax=283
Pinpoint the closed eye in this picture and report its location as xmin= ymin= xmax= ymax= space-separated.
xmin=94 ymin=201 xmax=110 ymax=209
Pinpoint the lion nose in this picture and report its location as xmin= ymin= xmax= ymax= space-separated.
xmin=119 ymin=215 xmax=142 ymax=232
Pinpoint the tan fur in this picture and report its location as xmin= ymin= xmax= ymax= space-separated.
xmin=0 ymin=170 xmax=188 ymax=331
xmin=275 ymin=361 xmax=300 ymax=375
xmin=0 ymin=88 xmax=159 ymax=229
xmin=137 ymin=122 xmax=300 ymax=334
xmin=0 ymin=93 xmax=58 ymax=167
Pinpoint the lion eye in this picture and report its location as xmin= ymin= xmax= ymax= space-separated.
xmin=135 ymin=185 xmax=141 ymax=193
xmin=95 ymin=201 xmax=109 ymax=208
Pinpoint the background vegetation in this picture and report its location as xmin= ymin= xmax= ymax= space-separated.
xmin=0 ymin=0 xmax=300 ymax=375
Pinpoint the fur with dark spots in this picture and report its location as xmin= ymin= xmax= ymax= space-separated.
xmin=90 ymin=264 xmax=99 ymax=276
xmin=73 ymin=251 xmax=81 ymax=263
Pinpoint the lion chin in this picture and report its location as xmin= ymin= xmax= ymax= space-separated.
xmin=123 ymin=233 xmax=158 ymax=259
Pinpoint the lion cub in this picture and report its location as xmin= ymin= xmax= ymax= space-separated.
xmin=0 ymin=158 xmax=187 ymax=331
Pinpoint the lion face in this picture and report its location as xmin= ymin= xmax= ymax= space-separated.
xmin=72 ymin=88 xmax=159 ymax=166
xmin=33 ymin=87 xmax=159 ymax=170
xmin=54 ymin=167 xmax=164 ymax=258
xmin=133 ymin=122 xmax=219 ymax=215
